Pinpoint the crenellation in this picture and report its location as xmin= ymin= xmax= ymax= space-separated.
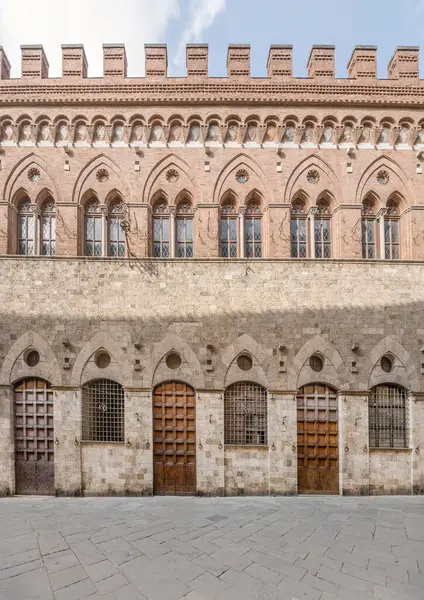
xmin=103 ymin=44 xmax=127 ymax=78
xmin=61 ymin=44 xmax=88 ymax=78
xmin=227 ymin=44 xmax=251 ymax=77
xmin=308 ymin=45 xmax=335 ymax=79
xmin=348 ymin=45 xmax=377 ymax=80
xmin=186 ymin=44 xmax=208 ymax=77
xmin=20 ymin=45 xmax=49 ymax=79
xmin=145 ymin=44 xmax=168 ymax=78
xmin=267 ymin=45 xmax=293 ymax=78
xmin=388 ymin=46 xmax=419 ymax=81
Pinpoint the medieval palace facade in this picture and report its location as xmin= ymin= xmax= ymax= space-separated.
xmin=0 ymin=42 xmax=424 ymax=496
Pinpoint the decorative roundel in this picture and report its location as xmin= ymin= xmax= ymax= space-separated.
xmin=25 ymin=349 xmax=40 ymax=367
xmin=377 ymin=170 xmax=390 ymax=185
xmin=307 ymin=169 xmax=320 ymax=184
xmin=96 ymin=168 xmax=109 ymax=183
xmin=27 ymin=168 xmax=41 ymax=183
xmin=237 ymin=353 xmax=253 ymax=371
xmin=95 ymin=351 xmax=111 ymax=369
xmin=166 ymin=352 xmax=182 ymax=369
xmin=236 ymin=169 xmax=249 ymax=184
xmin=380 ymin=355 xmax=393 ymax=373
xmin=309 ymin=354 xmax=323 ymax=373
xmin=166 ymin=169 xmax=179 ymax=183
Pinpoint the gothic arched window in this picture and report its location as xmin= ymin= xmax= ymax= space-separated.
xmin=369 ymin=384 xmax=408 ymax=448
xmin=220 ymin=200 xmax=238 ymax=258
xmin=314 ymin=199 xmax=331 ymax=258
xmin=224 ymin=382 xmax=267 ymax=445
xmin=82 ymin=379 xmax=124 ymax=443
xmin=152 ymin=199 xmax=170 ymax=257
xmin=384 ymin=200 xmax=400 ymax=260
xmin=108 ymin=199 xmax=126 ymax=258
xmin=85 ymin=198 xmax=103 ymax=257
xmin=176 ymin=200 xmax=193 ymax=258
xmin=245 ymin=199 xmax=262 ymax=258
xmin=18 ymin=198 xmax=35 ymax=256
xmin=362 ymin=198 xmax=376 ymax=259
xmin=41 ymin=197 xmax=56 ymax=256
xmin=291 ymin=199 xmax=307 ymax=258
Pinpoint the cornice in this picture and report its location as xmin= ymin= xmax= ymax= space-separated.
xmin=2 ymin=80 xmax=424 ymax=107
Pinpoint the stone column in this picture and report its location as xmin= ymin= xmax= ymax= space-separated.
xmin=239 ymin=207 xmax=245 ymax=259
xmin=0 ymin=386 xmax=14 ymax=496
xmin=268 ymin=391 xmax=297 ymax=495
xmin=309 ymin=209 xmax=316 ymax=258
xmin=196 ymin=390 xmax=224 ymax=496
xmin=53 ymin=387 xmax=82 ymax=496
xmin=124 ymin=389 xmax=153 ymax=495
xmin=339 ymin=392 xmax=370 ymax=495
xmin=378 ymin=209 xmax=387 ymax=259
xmin=169 ymin=207 xmax=176 ymax=258
xmin=100 ymin=204 xmax=107 ymax=257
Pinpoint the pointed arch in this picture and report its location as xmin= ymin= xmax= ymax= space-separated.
xmin=219 ymin=334 xmax=269 ymax=388
xmin=71 ymin=332 xmax=133 ymax=387
xmin=289 ymin=335 xmax=347 ymax=390
xmin=356 ymin=156 xmax=413 ymax=206
xmin=365 ymin=336 xmax=419 ymax=391
xmin=143 ymin=154 xmax=201 ymax=205
xmin=147 ymin=334 xmax=204 ymax=388
xmin=284 ymin=155 xmax=342 ymax=205
xmin=4 ymin=153 xmax=61 ymax=204
xmin=214 ymin=154 xmax=271 ymax=204
xmin=0 ymin=331 xmax=61 ymax=386
xmin=73 ymin=154 xmax=131 ymax=205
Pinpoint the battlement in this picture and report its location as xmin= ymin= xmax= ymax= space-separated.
xmin=0 ymin=43 xmax=421 ymax=81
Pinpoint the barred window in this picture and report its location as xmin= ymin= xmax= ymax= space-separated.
xmin=85 ymin=199 xmax=103 ymax=257
xmin=41 ymin=198 xmax=56 ymax=256
xmin=220 ymin=200 xmax=238 ymax=258
xmin=176 ymin=200 xmax=193 ymax=258
xmin=18 ymin=198 xmax=35 ymax=256
xmin=245 ymin=200 xmax=262 ymax=258
xmin=108 ymin=199 xmax=126 ymax=258
xmin=152 ymin=199 xmax=170 ymax=257
xmin=369 ymin=384 xmax=408 ymax=449
xmin=82 ymin=379 xmax=124 ymax=443
xmin=291 ymin=200 xmax=307 ymax=258
xmin=224 ymin=382 xmax=267 ymax=445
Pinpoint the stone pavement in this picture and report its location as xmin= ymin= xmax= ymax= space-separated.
xmin=0 ymin=496 xmax=423 ymax=600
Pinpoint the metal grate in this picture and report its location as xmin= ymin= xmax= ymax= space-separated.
xmin=369 ymin=384 xmax=408 ymax=448
xmin=224 ymin=382 xmax=267 ymax=445
xmin=82 ymin=379 xmax=125 ymax=443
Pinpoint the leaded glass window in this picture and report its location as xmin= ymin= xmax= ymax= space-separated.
xmin=291 ymin=200 xmax=307 ymax=258
xmin=314 ymin=218 xmax=331 ymax=258
xmin=361 ymin=200 xmax=376 ymax=259
xmin=245 ymin=201 xmax=262 ymax=258
xmin=369 ymin=385 xmax=408 ymax=449
xmin=18 ymin=198 xmax=35 ymax=256
xmin=41 ymin=198 xmax=56 ymax=256
xmin=152 ymin=200 xmax=170 ymax=257
xmin=220 ymin=201 xmax=237 ymax=258
xmin=176 ymin=201 xmax=193 ymax=258
xmin=384 ymin=201 xmax=400 ymax=260
xmin=85 ymin=199 xmax=102 ymax=257
xmin=108 ymin=200 xmax=126 ymax=258
xmin=224 ymin=382 xmax=267 ymax=446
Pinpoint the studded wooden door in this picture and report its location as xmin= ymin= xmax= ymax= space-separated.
xmin=14 ymin=379 xmax=54 ymax=495
xmin=297 ymin=384 xmax=339 ymax=494
xmin=153 ymin=382 xmax=196 ymax=495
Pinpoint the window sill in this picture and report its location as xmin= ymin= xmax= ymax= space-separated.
xmin=224 ymin=444 xmax=269 ymax=449
xmin=369 ymin=447 xmax=411 ymax=452
xmin=81 ymin=441 xmax=125 ymax=445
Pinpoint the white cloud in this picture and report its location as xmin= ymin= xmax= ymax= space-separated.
xmin=0 ymin=0 xmax=181 ymax=77
xmin=175 ymin=0 xmax=226 ymax=65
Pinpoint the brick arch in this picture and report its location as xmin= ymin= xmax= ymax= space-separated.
xmin=220 ymin=334 xmax=269 ymax=389
xmin=142 ymin=154 xmax=201 ymax=205
xmin=356 ymin=156 xmax=413 ymax=206
xmin=4 ymin=153 xmax=61 ymax=204
xmin=213 ymin=154 xmax=270 ymax=205
xmin=0 ymin=331 xmax=62 ymax=387
xmin=73 ymin=154 xmax=132 ymax=205
xmin=147 ymin=334 xmax=204 ymax=389
xmin=284 ymin=155 xmax=342 ymax=205
xmin=365 ymin=336 xmax=419 ymax=392
xmin=289 ymin=335 xmax=347 ymax=390
xmin=71 ymin=332 xmax=133 ymax=387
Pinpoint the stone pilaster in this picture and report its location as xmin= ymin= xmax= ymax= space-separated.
xmin=196 ymin=390 xmax=224 ymax=496
xmin=0 ymin=386 xmax=13 ymax=496
xmin=339 ymin=392 xmax=370 ymax=495
xmin=268 ymin=391 xmax=297 ymax=495
xmin=53 ymin=388 xmax=82 ymax=496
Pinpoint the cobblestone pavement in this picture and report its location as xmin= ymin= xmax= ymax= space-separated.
xmin=0 ymin=496 xmax=424 ymax=600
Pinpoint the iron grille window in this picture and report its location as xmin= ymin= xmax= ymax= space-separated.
xmin=41 ymin=199 xmax=56 ymax=256
xmin=362 ymin=218 xmax=376 ymax=259
xmin=177 ymin=217 xmax=193 ymax=257
xmin=369 ymin=384 xmax=408 ymax=448
xmin=314 ymin=218 xmax=331 ymax=258
xmin=221 ymin=216 xmax=238 ymax=257
xmin=82 ymin=379 xmax=125 ymax=443
xmin=18 ymin=199 xmax=35 ymax=255
xmin=291 ymin=217 xmax=307 ymax=258
xmin=384 ymin=218 xmax=400 ymax=259
xmin=224 ymin=382 xmax=267 ymax=445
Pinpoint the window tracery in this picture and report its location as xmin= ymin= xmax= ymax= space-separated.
xmin=220 ymin=200 xmax=238 ymax=257
xmin=362 ymin=198 xmax=376 ymax=259
xmin=291 ymin=199 xmax=307 ymax=258
xmin=18 ymin=197 xmax=35 ymax=256
xmin=384 ymin=199 xmax=400 ymax=259
xmin=108 ymin=199 xmax=126 ymax=258
xmin=245 ymin=200 xmax=262 ymax=258
xmin=41 ymin=197 xmax=56 ymax=256
xmin=176 ymin=200 xmax=193 ymax=258
xmin=152 ymin=199 xmax=170 ymax=257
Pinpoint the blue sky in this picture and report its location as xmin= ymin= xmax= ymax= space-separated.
xmin=0 ymin=0 xmax=423 ymax=78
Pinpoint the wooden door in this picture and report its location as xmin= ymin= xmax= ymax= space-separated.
xmin=297 ymin=384 xmax=338 ymax=494
xmin=14 ymin=379 xmax=54 ymax=495
xmin=153 ymin=381 xmax=196 ymax=495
